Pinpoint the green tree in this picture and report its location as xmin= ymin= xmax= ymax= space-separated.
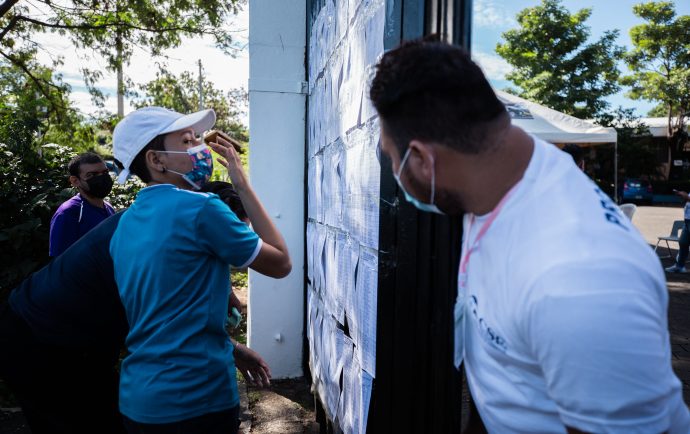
xmin=647 ymin=103 xmax=669 ymax=118
xmin=0 ymin=57 xmax=142 ymax=297
xmin=597 ymin=107 xmax=658 ymax=180
xmin=133 ymin=68 xmax=248 ymax=142
xmin=0 ymin=55 xmax=100 ymax=151
xmin=496 ymin=0 xmax=624 ymax=119
xmin=621 ymin=1 xmax=690 ymax=178
xmin=0 ymin=141 xmax=75 ymax=297
xmin=0 ymin=0 xmax=244 ymax=111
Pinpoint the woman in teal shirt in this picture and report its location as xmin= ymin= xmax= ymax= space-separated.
xmin=110 ymin=107 xmax=291 ymax=434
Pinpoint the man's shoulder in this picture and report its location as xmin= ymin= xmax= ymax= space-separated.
xmin=104 ymin=200 xmax=116 ymax=213
xmin=91 ymin=211 xmax=125 ymax=234
xmin=511 ymin=211 xmax=654 ymax=273
xmin=53 ymin=194 xmax=82 ymax=216
xmin=50 ymin=195 xmax=83 ymax=225
xmin=515 ymin=149 xmax=626 ymax=237
xmin=504 ymin=185 xmax=658 ymax=293
xmin=71 ymin=212 xmax=125 ymax=256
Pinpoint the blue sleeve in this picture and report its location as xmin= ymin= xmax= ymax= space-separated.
xmin=49 ymin=209 xmax=79 ymax=257
xmin=197 ymin=196 xmax=261 ymax=267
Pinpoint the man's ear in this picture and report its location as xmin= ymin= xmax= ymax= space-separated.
xmin=408 ymin=140 xmax=435 ymax=178
xmin=145 ymin=149 xmax=165 ymax=173
xmin=69 ymin=175 xmax=80 ymax=188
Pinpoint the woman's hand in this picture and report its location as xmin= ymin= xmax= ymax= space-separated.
xmin=208 ymin=134 xmax=292 ymax=278
xmin=208 ymin=136 xmax=249 ymax=191
xmin=234 ymin=343 xmax=272 ymax=387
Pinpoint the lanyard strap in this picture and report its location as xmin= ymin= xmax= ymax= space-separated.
xmin=460 ymin=183 xmax=521 ymax=276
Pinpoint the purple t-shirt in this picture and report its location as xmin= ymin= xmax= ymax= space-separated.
xmin=49 ymin=194 xmax=115 ymax=257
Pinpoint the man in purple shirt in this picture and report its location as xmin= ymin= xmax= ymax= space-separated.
xmin=49 ymin=152 xmax=115 ymax=257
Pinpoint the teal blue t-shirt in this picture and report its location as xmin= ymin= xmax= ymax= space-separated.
xmin=110 ymin=184 xmax=261 ymax=424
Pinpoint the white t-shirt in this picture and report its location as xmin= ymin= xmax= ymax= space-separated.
xmin=456 ymin=136 xmax=690 ymax=433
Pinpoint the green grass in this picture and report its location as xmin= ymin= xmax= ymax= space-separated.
xmin=232 ymin=271 xmax=248 ymax=288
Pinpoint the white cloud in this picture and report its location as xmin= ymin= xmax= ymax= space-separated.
xmin=472 ymin=51 xmax=513 ymax=81
xmin=68 ymin=91 xmax=117 ymax=117
xmin=472 ymin=0 xmax=516 ymax=28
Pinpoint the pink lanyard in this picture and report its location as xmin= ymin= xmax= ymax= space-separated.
xmin=459 ymin=183 xmax=521 ymax=286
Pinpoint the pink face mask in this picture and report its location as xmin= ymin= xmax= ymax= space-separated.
xmin=158 ymin=144 xmax=214 ymax=190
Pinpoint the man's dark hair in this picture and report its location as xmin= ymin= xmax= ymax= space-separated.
xmin=201 ymin=181 xmax=248 ymax=221
xmin=369 ymin=37 xmax=508 ymax=154
xmin=128 ymin=135 xmax=167 ymax=183
xmin=562 ymin=144 xmax=584 ymax=165
xmin=68 ymin=152 xmax=105 ymax=177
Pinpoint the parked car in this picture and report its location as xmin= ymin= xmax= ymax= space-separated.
xmin=621 ymin=178 xmax=653 ymax=204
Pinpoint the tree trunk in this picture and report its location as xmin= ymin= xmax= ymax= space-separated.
xmin=116 ymin=1 xmax=124 ymax=117
xmin=116 ymin=32 xmax=124 ymax=117
xmin=667 ymin=105 xmax=681 ymax=180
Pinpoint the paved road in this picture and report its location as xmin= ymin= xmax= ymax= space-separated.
xmin=632 ymin=204 xmax=684 ymax=246
xmin=632 ymin=205 xmax=690 ymax=403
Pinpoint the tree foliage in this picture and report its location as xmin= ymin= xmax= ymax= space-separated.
xmin=596 ymin=107 xmax=658 ymax=180
xmin=0 ymin=56 xmax=102 ymax=152
xmin=496 ymin=0 xmax=623 ymax=118
xmin=621 ymin=1 xmax=690 ymax=152
xmin=0 ymin=142 xmax=74 ymax=296
xmin=0 ymin=0 xmax=244 ymax=110
xmin=647 ymin=103 xmax=669 ymax=118
xmin=0 ymin=58 xmax=140 ymax=296
xmin=132 ymin=68 xmax=248 ymax=143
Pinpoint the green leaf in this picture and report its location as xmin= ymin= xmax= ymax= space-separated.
xmin=496 ymin=0 xmax=623 ymax=118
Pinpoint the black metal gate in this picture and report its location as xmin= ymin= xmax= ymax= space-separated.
xmin=306 ymin=1 xmax=472 ymax=432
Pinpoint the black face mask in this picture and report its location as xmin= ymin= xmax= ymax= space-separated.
xmin=83 ymin=174 xmax=114 ymax=199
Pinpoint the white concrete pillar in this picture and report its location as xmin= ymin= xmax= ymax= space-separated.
xmin=247 ymin=0 xmax=306 ymax=379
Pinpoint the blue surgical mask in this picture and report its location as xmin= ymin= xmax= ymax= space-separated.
xmin=393 ymin=147 xmax=445 ymax=215
xmin=159 ymin=144 xmax=214 ymax=190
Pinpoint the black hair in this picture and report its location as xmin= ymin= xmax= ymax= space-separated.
xmin=68 ymin=152 xmax=105 ymax=177
xmin=562 ymin=144 xmax=584 ymax=165
xmin=200 ymin=181 xmax=248 ymax=221
xmin=129 ymin=134 xmax=166 ymax=183
xmin=369 ymin=37 xmax=508 ymax=154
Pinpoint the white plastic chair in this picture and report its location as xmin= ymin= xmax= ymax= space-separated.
xmin=619 ymin=203 xmax=637 ymax=220
xmin=655 ymin=220 xmax=685 ymax=259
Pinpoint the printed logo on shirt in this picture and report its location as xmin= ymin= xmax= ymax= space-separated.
xmin=469 ymin=295 xmax=508 ymax=353
xmin=594 ymin=187 xmax=628 ymax=231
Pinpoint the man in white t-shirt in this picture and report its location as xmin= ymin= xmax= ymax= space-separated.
xmin=665 ymin=190 xmax=690 ymax=273
xmin=369 ymin=38 xmax=690 ymax=433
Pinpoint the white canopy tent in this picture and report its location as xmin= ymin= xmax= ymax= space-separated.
xmin=496 ymin=90 xmax=617 ymax=144
xmin=638 ymin=117 xmax=690 ymax=138
xmin=496 ymin=90 xmax=619 ymax=199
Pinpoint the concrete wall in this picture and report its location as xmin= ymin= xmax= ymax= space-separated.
xmin=247 ymin=0 xmax=306 ymax=379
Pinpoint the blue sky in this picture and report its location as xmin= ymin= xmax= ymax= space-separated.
xmin=471 ymin=0 xmax=690 ymax=117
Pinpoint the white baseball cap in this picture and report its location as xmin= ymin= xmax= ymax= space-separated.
xmin=112 ymin=106 xmax=216 ymax=183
